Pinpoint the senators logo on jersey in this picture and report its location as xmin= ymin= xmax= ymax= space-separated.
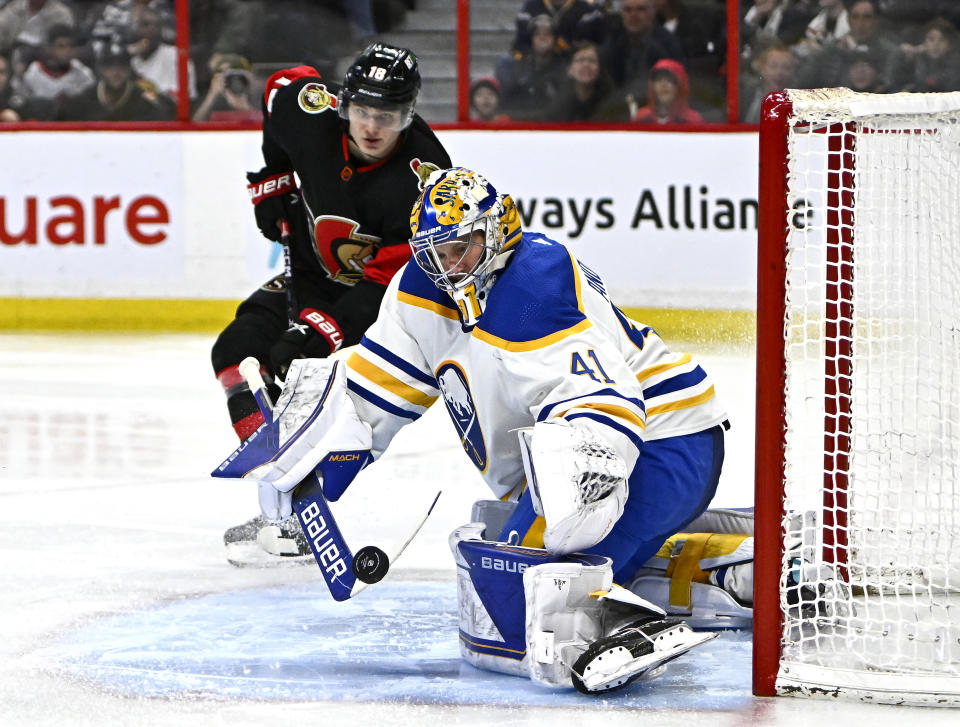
xmin=298 ymin=83 xmax=337 ymax=114
xmin=311 ymin=215 xmax=379 ymax=285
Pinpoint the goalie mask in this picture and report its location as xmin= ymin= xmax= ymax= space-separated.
xmin=338 ymin=43 xmax=420 ymax=132
xmin=409 ymin=167 xmax=522 ymax=326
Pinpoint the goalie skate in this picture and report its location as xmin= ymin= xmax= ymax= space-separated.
xmin=570 ymin=617 xmax=717 ymax=694
xmin=223 ymin=513 xmax=312 ymax=568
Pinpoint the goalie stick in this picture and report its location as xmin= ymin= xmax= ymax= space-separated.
xmin=234 ymin=357 xmax=441 ymax=600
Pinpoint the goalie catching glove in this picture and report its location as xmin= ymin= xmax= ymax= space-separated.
xmin=518 ymin=417 xmax=629 ymax=554
xmin=247 ymin=167 xmax=300 ymax=242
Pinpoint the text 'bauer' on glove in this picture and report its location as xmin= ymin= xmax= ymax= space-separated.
xmin=246 ymin=167 xmax=300 ymax=241
xmin=270 ymin=308 xmax=345 ymax=380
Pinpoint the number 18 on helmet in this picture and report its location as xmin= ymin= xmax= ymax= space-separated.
xmin=338 ymin=43 xmax=421 ymax=131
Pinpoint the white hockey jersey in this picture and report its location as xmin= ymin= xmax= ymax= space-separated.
xmin=344 ymin=232 xmax=728 ymax=500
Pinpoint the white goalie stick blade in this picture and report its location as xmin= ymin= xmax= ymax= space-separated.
xmin=338 ymin=490 xmax=443 ymax=598
xmin=570 ymin=619 xmax=718 ymax=694
xmin=385 ymin=490 xmax=442 ymax=567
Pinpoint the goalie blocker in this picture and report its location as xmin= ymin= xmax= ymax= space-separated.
xmin=450 ymin=522 xmax=716 ymax=694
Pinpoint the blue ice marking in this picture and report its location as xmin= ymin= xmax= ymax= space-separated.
xmin=44 ymin=580 xmax=753 ymax=708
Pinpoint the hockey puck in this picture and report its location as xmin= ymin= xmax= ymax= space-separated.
xmin=352 ymin=546 xmax=389 ymax=584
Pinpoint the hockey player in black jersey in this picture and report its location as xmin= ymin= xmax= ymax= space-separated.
xmin=212 ymin=43 xmax=451 ymax=564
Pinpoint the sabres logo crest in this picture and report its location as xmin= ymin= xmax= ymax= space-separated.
xmin=436 ymin=363 xmax=487 ymax=473
xmin=298 ymin=83 xmax=336 ymax=114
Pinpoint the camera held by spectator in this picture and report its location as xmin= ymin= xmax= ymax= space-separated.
xmin=193 ymin=52 xmax=258 ymax=122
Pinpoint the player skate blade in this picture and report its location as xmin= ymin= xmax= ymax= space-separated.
xmin=571 ymin=621 xmax=717 ymax=694
xmin=225 ymin=541 xmax=315 ymax=568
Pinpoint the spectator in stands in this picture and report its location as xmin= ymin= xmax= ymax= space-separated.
xmin=901 ymin=17 xmax=960 ymax=93
xmin=496 ymin=13 xmax=568 ymax=121
xmin=469 ymin=77 xmax=511 ymax=123
xmin=598 ymin=0 xmax=684 ymax=101
xmin=192 ymin=52 xmax=259 ymax=122
xmin=20 ymin=23 xmax=94 ymax=114
xmin=511 ymin=0 xmax=606 ymax=54
xmin=883 ymin=1 xmax=960 ymax=31
xmin=799 ymin=0 xmax=907 ymax=92
xmin=546 ymin=40 xmax=631 ymax=122
xmin=841 ymin=45 xmax=884 ymax=93
xmin=340 ymin=0 xmax=377 ymax=44
xmin=0 ymin=48 xmax=50 ymax=119
xmin=188 ymin=0 xmax=258 ymax=98
xmin=84 ymin=0 xmax=175 ymax=58
xmin=63 ymin=42 xmax=175 ymax=120
xmin=792 ymin=0 xmax=848 ymax=58
xmin=0 ymin=50 xmax=19 ymax=119
xmin=654 ymin=0 xmax=726 ymax=119
xmin=0 ymin=0 xmax=74 ymax=74
xmin=128 ymin=7 xmax=195 ymax=104
xmin=739 ymin=42 xmax=797 ymax=122
xmin=740 ymin=0 xmax=815 ymax=62
xmin=632 ymin=57 xmax=703 ymax=124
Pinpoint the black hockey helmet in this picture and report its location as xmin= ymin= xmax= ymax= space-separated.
xmin=338 ymin=43 xmax=421 ymax=130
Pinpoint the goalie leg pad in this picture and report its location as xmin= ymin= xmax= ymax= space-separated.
xmin=451 ymin=531 xmax=566 ymax=678
xmin=682 ymin=506 xmax=754 ymax=535
xmin=522 ymin=557 xmax=615 ymax=687
xmin=449 ymin=525 xmax=706 ymax=692
xmin=469 ymin=499 xmax=517 ymax=542
xmin=629 ymin=531 xmax=755 ymax=628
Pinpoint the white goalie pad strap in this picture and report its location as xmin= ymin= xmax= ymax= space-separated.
xmin=627 ymin=576 xmax=754 ymax=630
xmin=253 ymin=358 xmax=373 ymax=494
xmin=258 ymin=481 xmax=294 ymax=522
xmin=518 ymin=418 xmax=628 ymax=555
xmin=523 ymin=558 xmax=613 ymax=687
xmin=683 ymin=507 xmax=754 ymax=536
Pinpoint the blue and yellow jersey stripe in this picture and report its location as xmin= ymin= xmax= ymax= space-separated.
xmin=346 ymin=334 xmax=439 ymax=420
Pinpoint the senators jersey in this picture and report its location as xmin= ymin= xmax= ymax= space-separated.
xmin=343 ymin=232 xmax=728 ymax=499
xmin=256 ymin=66 xmax=452 ymax=288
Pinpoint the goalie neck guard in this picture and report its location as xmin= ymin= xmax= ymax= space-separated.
xmin=409 ymin=167 xmax=522 ymax=326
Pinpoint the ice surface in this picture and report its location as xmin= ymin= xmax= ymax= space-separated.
xmin=1 ymin=333 xmax=956 ymax=726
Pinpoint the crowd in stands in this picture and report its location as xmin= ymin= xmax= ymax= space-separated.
xmin=0 ymin=0 xmax=411 ymax=122
xmin=482 ymin=0 xmax=726 ymax=123
xmin=0 ymin=0 xmax=186 ymax=120
xmin=1 ymin=1 xmax=958 ymax=124
xmin=739 ymin=0 xmax=960 ymax=121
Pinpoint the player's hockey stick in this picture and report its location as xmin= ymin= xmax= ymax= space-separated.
xmin=235 ymin=357 xmax=441 ymax=600
xmin=278 ymin=218 xmax=297 ymax=327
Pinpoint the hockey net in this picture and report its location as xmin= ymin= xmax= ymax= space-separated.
xmin=754 ymin=89 xmax=960 ymax=706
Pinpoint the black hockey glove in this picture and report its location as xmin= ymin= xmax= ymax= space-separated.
xmin=246 ymin=168 xmax=299 ymax=242
xmin=269 ymin=309 xmax=345 ymax=380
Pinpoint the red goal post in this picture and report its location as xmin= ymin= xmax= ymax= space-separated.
xmin=754 ymin=88 xmax=960 ymax=706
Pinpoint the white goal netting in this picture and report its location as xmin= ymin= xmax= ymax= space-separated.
xmin=776 ymin=88 xmax=960 ymax=705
